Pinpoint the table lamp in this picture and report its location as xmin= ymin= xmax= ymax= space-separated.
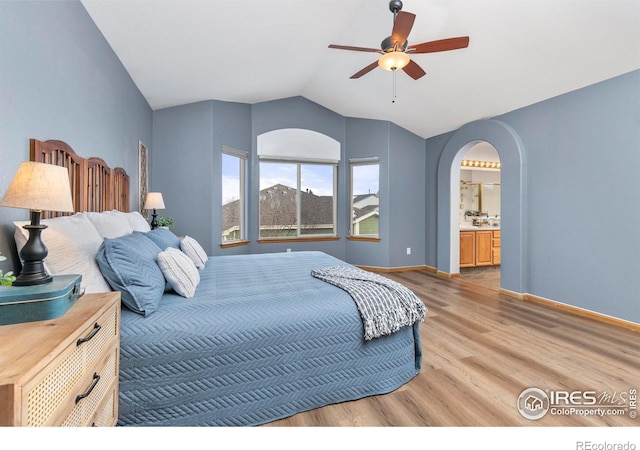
xmin=144 ymin=192 xmax=165 ymax=230
xmin=0 ymin=162 xmax=74 ymax=285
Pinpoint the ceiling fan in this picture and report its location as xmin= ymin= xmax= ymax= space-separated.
xmin=329 ymin=0 xmax=469 ymax=80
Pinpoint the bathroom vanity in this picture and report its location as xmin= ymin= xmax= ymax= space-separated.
xmin=460 ymin=227 xmax=500 ymax=267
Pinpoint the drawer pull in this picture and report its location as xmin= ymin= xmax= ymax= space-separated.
xmin=77 ymin=323 xmax=101 ymax=346
xmin=75 ymin=373 xmax=100 ymax=404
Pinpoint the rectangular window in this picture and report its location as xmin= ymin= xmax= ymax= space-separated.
xmin=350 ymin=158 xmax=380 ymax=238
xmin=221 ymin=146 xmax=247 ymax=243
xmin=259 ymin=161 xmax=337 ymax=238
xmin=300 ymin=164 xmax=336 ymax=236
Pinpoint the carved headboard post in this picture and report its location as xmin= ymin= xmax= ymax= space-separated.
xmin=112 ymin=168 xmax=130 ymax=211
xmin=86 ymin=157 xmax=112 ymax=212
xmin=29 ymin=139 xmax=130 ymax=215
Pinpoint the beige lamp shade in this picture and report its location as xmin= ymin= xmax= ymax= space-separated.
xmin=0 ymin=161 xmax=74 ymax=212
xmin=145 ymin=192 xmax=165 ymax=210
xmin=378 ymin=51 xmax=410 ymax=71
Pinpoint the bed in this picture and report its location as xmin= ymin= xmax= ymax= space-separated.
xmin=12 ymin=139 xmax=425 ymax=426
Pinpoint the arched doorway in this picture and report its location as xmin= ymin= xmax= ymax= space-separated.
xmin=436 ymin=119 xmax=527 ymax=295
xmin=458 ymin=142 xmax=501 ymax=289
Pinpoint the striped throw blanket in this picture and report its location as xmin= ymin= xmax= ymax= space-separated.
xmin=311 ymin=266 xmax=427 ymax=340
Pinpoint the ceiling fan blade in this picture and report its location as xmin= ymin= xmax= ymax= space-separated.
xmin=408 ymin=36 xmax=470 ymax=54
xmin=350 ymin=61 xmax=379 ymax=79
xmin=391 ymin=11 xmax=416 ymax=48
xmin=403 ymin=59 xmax=426 ymax=80
xmin=329 ymin=44 xmax=381 ymax=53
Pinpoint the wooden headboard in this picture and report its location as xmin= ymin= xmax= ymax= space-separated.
xmin=30 ymin=139 xmax=130 ymax=218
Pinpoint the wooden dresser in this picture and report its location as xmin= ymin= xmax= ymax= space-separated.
xmin=0 ymin=291 xmax=120 ymax=426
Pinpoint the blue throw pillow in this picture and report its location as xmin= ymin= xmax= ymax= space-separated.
xmin=136 ymin=228 xmax=181 ymax=251
xmin=96 ymin=232 xmax=165 ymax=316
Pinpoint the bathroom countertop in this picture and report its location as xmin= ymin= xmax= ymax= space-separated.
xmin=459 ymin=225 xmax=501 ymax=231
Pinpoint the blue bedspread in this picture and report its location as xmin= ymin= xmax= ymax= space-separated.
xmin=118 ymin=251 xmax=422 ymax=426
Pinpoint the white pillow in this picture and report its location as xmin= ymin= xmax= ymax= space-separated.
xmin=157 ymin=247 xmax=200 ymax=298
xmin=87 ymin=210 xmax=134 ymax=239
xmin=14 ymin=213 xmax=111 ymax=293
xmin=126 ymin=211 xmax=151 ymax=232
xmin=180 ymin=236 xmax=208 ymax=269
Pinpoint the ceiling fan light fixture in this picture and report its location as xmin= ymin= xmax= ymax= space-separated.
xmin=378 ymin=51 xmax=410 ymax=71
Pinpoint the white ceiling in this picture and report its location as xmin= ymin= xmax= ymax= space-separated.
xmin=81 ymin=0 xmax=640 ymax=139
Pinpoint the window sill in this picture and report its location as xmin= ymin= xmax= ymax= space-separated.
xmin=347 ymin=236 xmax=380 ymax=242
xmin=257 ymin=236 xmax=341 ymax=244
xmin=220 ymin=240 xmax=250 ymax=249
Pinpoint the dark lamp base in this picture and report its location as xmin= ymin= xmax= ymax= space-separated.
xmin=150 ymin=208 xmax=159 ymax=230
xmin=11 ymin=275 xmax=53 ymax=286
xmin=13 ymin=272 xmax=53 ymax=286
xmin=15 ymin=210 xmax=53 ymax=286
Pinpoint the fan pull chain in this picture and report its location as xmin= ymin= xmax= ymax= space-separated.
xmin=392 ymin=68 xmax=397 ymax=103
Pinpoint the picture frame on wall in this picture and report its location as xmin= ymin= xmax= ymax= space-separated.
xmin=139 ymin=141 xmax=148 ymax=218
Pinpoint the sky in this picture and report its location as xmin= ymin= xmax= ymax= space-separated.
xmin=222 ymin=156 xmax=380 ymax=204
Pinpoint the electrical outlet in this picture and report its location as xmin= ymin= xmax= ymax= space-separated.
xmin=406 ymin=247 xmax=411 ymax=255
xmin=287 ymin=248 xmax=292 ymax=253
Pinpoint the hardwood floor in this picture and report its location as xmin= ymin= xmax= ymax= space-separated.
xmin=265 ymin=269 xmax=639 ymax=427
xmin=460 ymin=265 xmax=501 ymax=291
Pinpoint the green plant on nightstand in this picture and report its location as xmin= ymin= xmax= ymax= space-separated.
xmin=157 ymin=216 xmax=175 ymax=229
xmin=0 ymin=253 xmax=16 ymax=286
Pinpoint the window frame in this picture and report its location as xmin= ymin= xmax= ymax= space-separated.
xmin=349 ymin=157 xmax=380 ymax=240
xmin=258 ymin=159 xmax=338 ymax=240
xmin=221 ymin=145 xmax=248 ymax=247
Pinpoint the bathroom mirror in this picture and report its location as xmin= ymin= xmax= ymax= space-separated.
xmin=481 ymin=183 xmax=500 ymax=216
xmin=460 ymin=182 xmax=500 ymax=217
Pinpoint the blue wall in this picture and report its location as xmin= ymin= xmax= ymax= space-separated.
xmin=343 ymin=119 xmax=427 ymax=268
xmin=344 ymin=118 xmax=390 ymax=267
xmin=388 ymin=123 xmax=426 ymax=268
xmin=152 ymin=96 xmax=428 ymax=268
xmin=505 ymin=70 xmax=639 ymax=323
xmin=0 ymin=1 xmax=152 ymax=265
xmin=426 ymin=70 xmax=640 ymax=324
xmin=151 ymin=99 xmax=252 ymax=254
xmin=151 ymin=101 xmax=214 ymax=252
xmin=424 ymin=132 xmax=450 ymax=268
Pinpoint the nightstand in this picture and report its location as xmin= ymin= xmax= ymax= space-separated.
xmin=0 ymin=291 xmax=121 ymax=426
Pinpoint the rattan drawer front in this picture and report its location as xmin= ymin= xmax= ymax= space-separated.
xmin=83 ymin=306 xmax=117 ymax=364
xmin=60 ymin=347 xmax=118 ymax=427
xmin=24 ymin=302 xmax=119 ymax=426
xmin=91 ymin=386 xmax=118 ymax=427
xmin=25 ymin=339 xmax=84 ymax=426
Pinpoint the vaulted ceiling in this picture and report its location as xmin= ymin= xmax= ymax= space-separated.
xmin=81 ymin=0 xmax=640 ymax=139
